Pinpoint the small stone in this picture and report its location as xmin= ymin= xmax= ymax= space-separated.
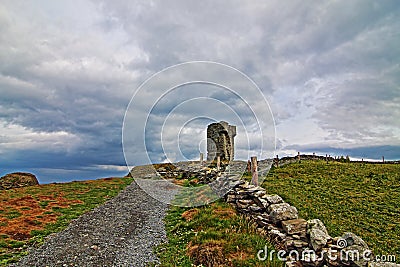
xmin=285 ymin=239 xmax=309 ymax=250
xmin=236 ymin=199 xmax=254 ymax=209
xmin=268 ymin=203 xmax=298 ymax=224
xmin=238 ymin=199 xmax=253 ymax=205
xmin=226 ymin=194 xmax=236 ymax=203
xmin=245 ymin=186 xmax=265 ymax=193
xmin=307 ymin=219 xmax=331 ymax=252
xmin=324 ymin=247 xmax=341 ymax=267
xmin=341 ymin=245 xmax=371 ymax=267
xmin=238 ymin=182 xmax=250 ymax=189
xmin=255 ymin=218 xmax=270 ymax=228
xmin=300 ymin=249 xmax=325 ymax=267
xmin=249 ymin=204 xmax=263 ymax=212
xmin=270 ymin=229 xmax=287 ymax=241
xmin=236 ymin=189 xmax=248 ymax=195
xmin=340 ymin=232 xmax=368 ymax=249
xmin=90 ymin=245 xmax=99 ymax=250
xmin=261 ymin=194 xmax=284 ymax=204
xmin=253 ymin=197 xmax=269 ymax=209
xmin=339 ymin=232 xmax=372 ymax=267
xmin=285 ymin=261 xmax=300 ymax=267
xmin=282 ymin=218 xmax=307 ymax=235
xmin=254 ymin=190 xmax=266 ymax=198
xmin=292 ymin=234 xmax=300 ymax=240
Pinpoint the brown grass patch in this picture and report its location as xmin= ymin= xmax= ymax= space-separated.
xmin=227 ymin=250 xmax=251 ymax=262
xmin=187 ymin=237 xmax=254 ymax=267
xmin=211 ymin=205 xmax=236 ymax=219
xmin=173 ymin=179 xmax=186 ymax=186
xmin=187 ymin=240 xmax=226 ymax=267
xmin=181 ymin=209 xmax=199 ymax=221
xmin=0 ymin=186 xmax=83 ymax=241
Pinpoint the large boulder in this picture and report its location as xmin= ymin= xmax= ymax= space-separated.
xmin=0 ymin=172 xmax=39 ymax=190
xmin=307 ymin=219 xmax=331 ymax=251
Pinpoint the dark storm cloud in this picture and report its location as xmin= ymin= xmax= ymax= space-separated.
xmin=0 ymin=0 xmax=399 ymax=182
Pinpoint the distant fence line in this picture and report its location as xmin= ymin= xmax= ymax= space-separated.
xmin=272 ymin=153 xmax=400 ymax=168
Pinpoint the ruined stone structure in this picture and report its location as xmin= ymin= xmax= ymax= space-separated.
xmin=207 ymin=121 xmax=236 ymax=162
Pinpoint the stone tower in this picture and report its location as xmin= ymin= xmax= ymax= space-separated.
xmin=207 ymin=121 xmax=236 ymax=162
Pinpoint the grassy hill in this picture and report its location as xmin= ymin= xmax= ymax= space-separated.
xmin=262 ymin=160 xmax=400 ymax=259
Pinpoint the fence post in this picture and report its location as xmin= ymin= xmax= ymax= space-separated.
xmin=275 ymin=155 xmax=279 ymax=168
xmin=382 ymin=156 xmax=385 ymax=163
xmin=251 ymin=156 xmax=258 ymax=186
xmin=200 ymin=153 xmax=204 ymax=166
xmin=297 ymin=151 xmax=301 ymax=162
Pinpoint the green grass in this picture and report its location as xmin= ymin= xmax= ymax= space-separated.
xmin=0 ymin=177 xmax=133 ymax=266
xmin=262 ymin=160 xmax=400 ymax=260
xmin=4 ymin=211 xmax=21 ymax=220
xmin=155 ymin=200 xmax=284 ymax=267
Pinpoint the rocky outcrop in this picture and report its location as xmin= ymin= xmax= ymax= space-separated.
xmin=0 ymin=172 xmax=39 ymax=190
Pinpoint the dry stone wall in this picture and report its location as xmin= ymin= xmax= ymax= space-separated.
xmin=224 ymin=180 xmax=395 ymax=267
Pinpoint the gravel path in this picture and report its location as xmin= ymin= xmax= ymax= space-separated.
xmin=12 ymin=178 xmax=178 ymax=267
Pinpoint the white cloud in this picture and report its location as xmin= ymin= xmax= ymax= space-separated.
xmin=0 ymin=120 xmax=81 ymax=153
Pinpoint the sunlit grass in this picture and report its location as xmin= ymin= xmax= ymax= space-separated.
xmin=155 ymin=200 xmax=284 ymax=267
xmin=262 ymin=160 xmax=400 ymax=260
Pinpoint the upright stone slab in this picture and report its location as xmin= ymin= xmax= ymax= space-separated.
xmin=251 ymin=156 xmax=258 ymax=186
xmin=206 ymin=121 xmax=236 ymax=162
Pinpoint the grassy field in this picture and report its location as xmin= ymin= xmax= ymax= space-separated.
xmin=155 ymin=200 xmax=283 ymax=267
xmin=262 ymin=160 xmax=400 ymax=260
xmin=0 ymin=177 xmax=133 ymax=266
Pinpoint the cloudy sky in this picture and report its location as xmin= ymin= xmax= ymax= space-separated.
xmin=1 ymin=0 xmax=399 ymax=183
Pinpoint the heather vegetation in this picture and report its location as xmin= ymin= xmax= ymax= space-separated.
xmin=0 ymin=177 xmax=133 ymax=266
